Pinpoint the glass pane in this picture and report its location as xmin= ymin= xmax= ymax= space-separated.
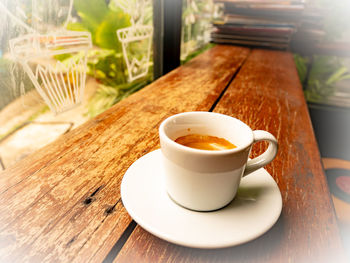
xmin=298 ymin=55 xmax=350 ymax=107
xmin=180 ymin=0 xmax=219 ymax=63
xmin=0 ymin=0 xmax=154 ymax=169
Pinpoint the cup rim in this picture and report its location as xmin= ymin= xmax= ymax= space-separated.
xmin=159 ymin=111 xmax=254 ymax=155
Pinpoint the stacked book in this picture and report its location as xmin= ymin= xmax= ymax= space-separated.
xmin=211 ymin=0 xmax=307 ymax=50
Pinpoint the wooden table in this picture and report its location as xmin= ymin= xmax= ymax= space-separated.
xmin=0 ymin=45 xmax=347 ymax=263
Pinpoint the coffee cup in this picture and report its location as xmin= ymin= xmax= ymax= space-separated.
xmin=159 ymin=111 xmax=278 ymax=211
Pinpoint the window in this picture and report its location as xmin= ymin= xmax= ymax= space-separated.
xmin=0 ymin=0 xmax=154 ymax=168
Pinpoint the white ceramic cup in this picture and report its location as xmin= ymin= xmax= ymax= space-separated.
xmin=159 ymin=111 xmax=278 ymax=211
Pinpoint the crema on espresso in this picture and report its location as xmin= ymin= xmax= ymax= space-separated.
xmin=175 ymin=134 xmax=236 ymax=151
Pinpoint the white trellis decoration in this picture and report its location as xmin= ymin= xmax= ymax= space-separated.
xmin=9 ymin=32 xmax=92 ymax=114
xmin=1 ymin=0 xmax=92 ymax=114
xmin=117 ymin=25 xmax=153 ymax=82
xmin=115 ymin=0 xmax=153 ymax=82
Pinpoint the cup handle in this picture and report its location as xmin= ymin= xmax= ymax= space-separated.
xmin=243 ymin=130 xmax=278 ymax=176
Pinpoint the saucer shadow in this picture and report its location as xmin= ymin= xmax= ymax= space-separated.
xmin=166 ymin=184 xmax=269 ymax=213
xmin=169 ymin=213 xmax=286 ymax=262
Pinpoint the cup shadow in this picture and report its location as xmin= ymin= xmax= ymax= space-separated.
xmin=232 ymin=185 xmax=269 ymax=207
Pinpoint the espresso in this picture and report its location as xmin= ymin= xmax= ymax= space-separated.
xmin=175 ymin=134 xmax=236 ymax=151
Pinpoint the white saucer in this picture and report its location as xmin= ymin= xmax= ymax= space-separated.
xmin=121 ymin=149 xmax=282 ymax=249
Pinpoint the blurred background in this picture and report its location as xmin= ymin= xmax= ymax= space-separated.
xmin=0 ymin=0 xmax=349 ymax=255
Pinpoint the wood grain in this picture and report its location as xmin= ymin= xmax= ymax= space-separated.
xmin=114 ymin=49 xmax=347 ymax=263
xmin=0 ymin=45 xmax=249 ymax=262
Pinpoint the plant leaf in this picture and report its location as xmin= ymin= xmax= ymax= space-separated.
xmin=73 ymin=0 xmax=109 ymax=35
xmin=95 ymin=10 xmax=131 ymax=51
xmin=326 ymin=66 xmax=350 ymax=85
xmin=293 ymin=54 xmax=308 ymax=84
xmin=66 ymin=22 xmax=88 ymax=32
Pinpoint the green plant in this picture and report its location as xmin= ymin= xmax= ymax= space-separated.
xmin=61 ymin=0 xmax=132 ymax=87
xmin=293 ymin=54 xmax=308 ymax=84
xmin=109 ymin=0 xmax=153 ymax=25
xmin=295 ymin=55 xmax=350 ymax=103
xmin=67 ymin=0 xmax=131 ymax=52
xmin=59 ymin=0 xmax=153 ymax=117
xmin=86 ymin=49 xmax=128 ymax=86
xmin=293 ymin=1 xmax=350 ymax=105
xmin=86 ymin=75 xmax=152 ymax=117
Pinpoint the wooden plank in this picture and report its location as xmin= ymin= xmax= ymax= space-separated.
xmin=0 ymin=45 xmax=250 ymax=262
xmin=114 ymin=49 xmax=347 ymax=263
